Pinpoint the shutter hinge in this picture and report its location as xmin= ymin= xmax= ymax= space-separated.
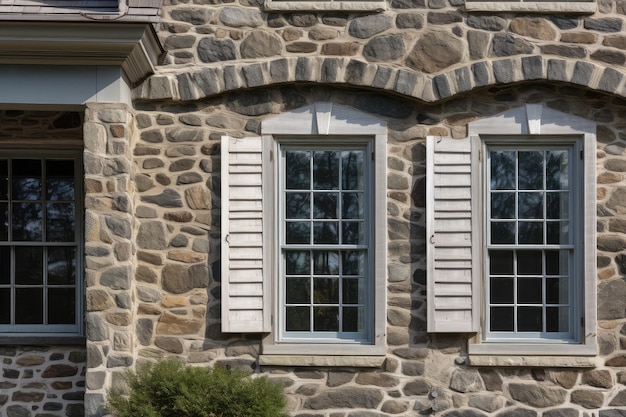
xmin=371 ymin=151 xmax=375 ymax=161
xmin=581 ymin=316 xmax=585 ymax=328
xmin=580 ymin=149 xmax=583 ymax=160
xmin=270 ymin=150 xmax=274 ymax=162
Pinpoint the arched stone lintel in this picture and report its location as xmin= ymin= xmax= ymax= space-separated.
xmin=133 ymin=56 xmax=626 ymax=104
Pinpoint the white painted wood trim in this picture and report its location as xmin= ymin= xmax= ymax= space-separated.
xmin=373 ymin=133 xmax=387 ymax=349
xmin=582 ymin=132 xmax=598 ymax=352
xmin=221 ymin=135 xmax=231 ymax=333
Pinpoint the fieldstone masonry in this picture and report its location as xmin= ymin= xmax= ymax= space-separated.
xmin=4 ymin=0 xmax=626 ymax=416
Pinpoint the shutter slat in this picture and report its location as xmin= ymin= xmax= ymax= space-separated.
xmin=222 ymin=135 xmax=270 ymax=333
xmin=427 ymin=136 xmax=479 ymax=333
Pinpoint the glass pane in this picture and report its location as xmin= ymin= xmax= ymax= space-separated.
xmin=46 ymin=160 xmax=75 ymax=201
xmin=546 ymin=278 xmax=568 ymax=304
xmin=518 ymin=278 xmax=542 ymax=304
xmin=0 ymin=247 xmax=9 ymax=284
xmin=285 ymin=193 xmax=310 ymax=219
xmin=546 ymin=150 xmax=568 ymax=190
xmin=286 ymin=222 xmax=310 ymax=244
xmin=518 ymin=151 xmax=543 ymax=190
xmin=342 ymin=151 xmax=364 ymax=190
xmin=286 ymin=151 xmax=310 ymax=190
xmin=547 ymin=221 xmax=569 ymax=245
xmin=313 ymin=278 xmax=339 ymax=303
xmin=313 ymin=251 xmax=339 ymax=275
xmin=490 ymin=277 xmax=513 ymax=304
xmin=518 ymin=222 xmax=543 ymax=244
xmin=0 ymin=202 xmax=7 ymax=241
xmin=286 ymin=277 xmax=310 ymax=304
xmin=0 ymin=288 xmax=9 ymax=323
xmin=13 ymin=159 xmax=42 ymax=200
xmin=489 ymin=250 xmax=514 ymax=275
xmin=286 ymin=251 xmax=310 ymax=275
xmin=0 ymin=160 xmax=7 ymax=199
xmin=313 ymin=193 xmax=338 ymax=219
xmin=313 ymin=222 xmax=338 ymax=244
xmin=12 ymin=202 xmax=43 ymax=241
xmin=343 ymin=278 xmax=364 ymax=304
xmin=48 ymin=247 xmax=76 ymax=285
xmin=490 ymin=151 xmax=515 ymax=190
xmin=517 ymin=251 xmax=542 ymax=275
xmin=313 ymin=306 xmax=339 ymax=331
xmin=490 ymin=307 xmax=514 ymax=331
xmin=313 ymin=151 xmax=339 ymax=190
xmin=15 ymin=247 xmax=43 ymax=285
xmin=517 ymin=306 xmax=542 ymax=331
xmin=286 ymin=306 xmax=309 ymax=331
xmin=546 ymin=251 xmax=568 ymax=275
xmin=546 ymin=192 xmax=568 ymax=219
xmin=342 ymin=306 xmax=364 ymax=332
xmin=518 ymin=192 xmax=544 ymax=219
xmin=48 ymin=288 xmax=75 ymax=324
xmin=342 ymin=193 xmax=364 ymax=219
xmin=342 ymin=222 xmax=364 ymax=245
xmin=546 ymin=307 xmax=569 ymax=332
xmin=15 ymin=288 xmax=42 ymax=324
xmin=46 ymin=203 xmax=75 ymax=242
xmin=342 ymin=251 xmax=365 ymax=276
xmin=491 ymin=192 xmax=515 ymax=219
xmin=491 ymin=222 xmax=515 ymax=244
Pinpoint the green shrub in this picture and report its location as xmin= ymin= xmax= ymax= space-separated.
xmin=107 ymin=359 xmax=288 ymax=417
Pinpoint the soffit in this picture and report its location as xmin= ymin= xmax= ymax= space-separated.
xmin=0 ymin=21 xmax=164 ymax=84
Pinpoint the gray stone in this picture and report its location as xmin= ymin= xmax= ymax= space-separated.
xmin=355 ymin=95 xmax=412 ymax=119
xmin=219 ymin=7 xmax=262 ymax=27
xmin=543 ymin=408 xmax=580 ymax=417
xmin=572 ymin=61 xmax=595 ymax=85
xmin=166 ymin=127 xmax=204 ymax=142
xmin=472 ymin=62 xmax=490 ymax=86
xmin=495 ymin=409 xmax=537 ymax=417
xmin=198 ymin=38 xmax=237 ymax=63
xmin=598 ymin=279 xmax=626 ymax=319
xmin=327 ymin=371 xmax=354 ymax=387
xmin=493 ymin=59 xmax=514 ymax=84
xmin=406 ymin=30 xmax=463 ymax=73
xmin=227 ymin=90 xmax=272 ymax=115
xmin=348 ymin=15 xmax=392 ymax=39
xmin=304 ymin=388 xmax=383 ymax=409
xmin=162 ymin=263 xmax=209 ymax=294
xmin=100 ymin=266 xmax=131 ymax=290
xmin=270 ymin=58 xmax=290 ymax=83
xmin=363 ymin=35 xmax=405 ymax=62
xmin=242 ymin=63 xmax=266 ymax=87
xmin=137 ymin=286 xmax=163 ymax=303
xmin=492 ymin=33 xmax=534 ymax=56
xmin=241 ymin=32 xmax=282 ymax=58
xmin=522 ymin=56 xmax=543 ymax=79
xmin=468 ymin=394 xmax=506 ymax=412
xmin=600 ymin=411 xmax=626 ymax=417
xmin=170 ymin=8 xmax=209 ymax=25
xmin=570 ymin=389 xmax=604 ymax=408
xmin=137 ymin=221 xmax=167 ymax=250
xmin=355 ymin=372 xmax=399 ymax=387
xmin=345 ymin=59 xmax=367 ymax=84
xmin=455 ymin=67 xmax=472 ymax=92
xmin=141 ymin=189 xmax=183 ymax=208
xmin=137 ymin=318 xmax=154 ymax=346
xmin=396 ymin=13 xmax=423 ymax=29
xmin=394 ymin=69 xmax=418 ymax=95
xmin=288 ymin=13 xmax=317 ymax=27
xmin=155 ymin=337 xmax=184 ymax=354
xmin=402 ymin=379 xmax=431 ymax=395
xmin=164 ymin=35 xmax=195 ymax=50
xmin=433 ymin=74 xmax=451 ymax=99
xmin=105 ymin=216 xmax=131 ymax=239
xmin=467 ymin=15 xmax=506 ymax=31
xmin=550 ymin=16 xmax=578 ymax=30
xmin=427 ymin=11 xmax=463 ymax=25
xmin=508 ymin=383 xmax=567 ymax=408
xmin=450 ymin=369 xmax=485 ymax=393
xmin=320 ymin=58 xmax=340 ymax=82
xmin=6 ymin=405 xmax=31 ymax=417
xmin=401 ymin=361 xmax=424 ymax=376
xmin=107 ymin=354 xmax=133 ymax=368
xmin=609 ymin=390 xmax=626 ymax=406
xmin=599 ymin=68 xmax=624 ymax=93
xmin=583 ymin=369 xmax=613 ymax=388
xmin=591 ymin=49 xmax=626 ymax=65
xmin=584 ymin=18 xmax=622 ymax=32
xmin=547 ymin=59 xmax=567 ymax=81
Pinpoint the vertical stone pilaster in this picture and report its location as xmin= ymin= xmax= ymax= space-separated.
xmin=83 ymin=103 xmax=137 ymax=417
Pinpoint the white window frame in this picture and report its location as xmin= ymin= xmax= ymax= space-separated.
xmin=264 ymin=0 xmax=386 ymax=12
xmin=259 ymin=103 xmax=387 ymax=363
xmin=466 ymin=105 xmax=597 ymax=364
xmin=0 ymin=149 xmax=84 ymax=341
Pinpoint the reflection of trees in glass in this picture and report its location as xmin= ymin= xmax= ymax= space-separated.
xmin=342 ymin=151 xmax=363 ymax=190
xmin=490 ymin=151 xmax=515 ymax=190
xmin=286 ymin=151 xmax=310 ymax=190
xmin=12 ymin=202 xmax=43 ymax=241
xmin=313 ymin=151 xmax=339 ymax=190
xmin=48 ymin=247 xmax=76 ymax=285
xmin=518 ymin=151 xmax=544 ymax=190
xmin=47 ymin=203 xmax=75 ymax=242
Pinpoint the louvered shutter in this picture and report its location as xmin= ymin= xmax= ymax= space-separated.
xmin=221 ymin=136 xmax=270 ymax=333
xmin=427 ymin=136 xmax=479 ymax=333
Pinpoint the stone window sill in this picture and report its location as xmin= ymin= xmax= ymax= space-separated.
xmin=465 ymin=1 xmax=596 ymax=13
xmin=468 ymin=342 xmax=597 ymax=367
xmin=259 ymin=355 xmax=385 ymax=367
xmin=264 ymin=0 xmax=386 ymax=11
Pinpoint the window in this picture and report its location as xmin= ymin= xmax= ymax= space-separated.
xmin=427 ymin=105 xmax=597 ymax=364
xmin=222 ymin=103 xmax=387 ymax=364
xmin=264 ymin=0 xmax=386 ymax=12
xmin=485 ymin=142 xmax=579 ymax=342
xmin=0 ymin=151 xmax=83 ymax=339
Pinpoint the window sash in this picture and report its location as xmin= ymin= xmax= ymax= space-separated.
xmin=0 ymin=152 xmax=82 ymax=335
xmin=484 ymin=141 xmax=581 ymax=342
xmin=278 ymin=142 xmax=374 ymax=343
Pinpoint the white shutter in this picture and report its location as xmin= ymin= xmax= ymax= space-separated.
xmin=427 ymin=136 xmax=479 ymax=333
xmin=221 ymin=136 xmax=270 ymax=333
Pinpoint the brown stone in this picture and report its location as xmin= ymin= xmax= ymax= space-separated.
xmin=156 ymin=311 xmax=203 ymax=335
xmin=155 ymin=336 xmax=185 ymax=354
xmin=604 ymin=34 xmax=626 ymax=49
xmin=508 ymin=383 xmax=567 ymax=407
xmin=321 ymin=42 xmax=360 ymax=56
xmin=106 ymin=312 xmax=132 ymax=326
xmin=609 ymin=390 xmax=626 ymax=406
xmin=42 ymin=365 xmax=78 ymax=378
xmin=12 ymin=391 xmax=45 ymax=402
xmin=16 ymin=355 xmax=45 ymax=366
xmin=309 ymin=27 xmax=338 ymax=40
xmin=406 ymin=30 xmax=463 ymax=73
xmin=599 ymin=172 xmax=622 ymax=183
xmin=185 ymin=185 xmax=211 ymax=209
xmin=136 ymin=265 xmax=158 ymax=283
xmin=583 ymin=369 xmax=613 ymax=388
xmin=161 ymin=295 xmax=188 ymax=308
xmin=510 ymin=17 xmax=557 ymax=40
xmin=282 ymin=28 xmax=302 ymax=41
xmin=87 ymin=289 xmax=115 ymax=311
xmin=381 ymin=399 xmax=409 ymax=414
xmin=570 ymin=389 xmax=604 ymax=409
xmin=355 ymin=372 xmax=399 ymax=387
xmin=167 ymin=250 xmax=207 ymax=263
xmin=51 ymin=381 xmax=73 ymax=390
xmin=286 ymin=42 xmax=317 ymax=53
xmin=162 ymin=263 xmax=208 ymax=294
xmin=561 ymin=32 xmax=598 ymax=44
xmin=606 ymin=354 xmax=626 ymax=366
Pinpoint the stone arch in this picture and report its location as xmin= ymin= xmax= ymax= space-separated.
xmin=136 ymin=56 xmax=626 ymax=104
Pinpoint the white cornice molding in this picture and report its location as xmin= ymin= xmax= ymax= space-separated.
xmin=0 ymin=21 xmax=164 ymax=84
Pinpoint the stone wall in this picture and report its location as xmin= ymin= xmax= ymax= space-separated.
xmin=127 ymin=82 xmax=626 ymax=416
